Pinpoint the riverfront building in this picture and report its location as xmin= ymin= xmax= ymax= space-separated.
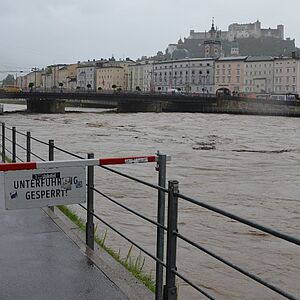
xmin=244 ymin=56 xmax=274 ymax=93
xmin=41 ymin=64 xmax=67 ymax=90
xmin=77 ymin=61 xmax=97 ymax=90
xmin=152 ymin=58 xmax=215 ymax=93
xmin=96 ymin=58 xmax=134 ymax=91
xmin=127 ymin=60 xmax=154 ymax=92
xmin=21 ymin=70 xmax=43 ymax=90
xmin=214 ymin=56 xmax=247 ymax=93
xmin=273 ymin=56 xmax=300 ymax=94
xmin=57 ymin=64 xmax=78 ymax=90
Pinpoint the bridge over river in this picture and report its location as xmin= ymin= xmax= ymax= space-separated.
xmin=1 ymin=91 xmax=300 ymax=116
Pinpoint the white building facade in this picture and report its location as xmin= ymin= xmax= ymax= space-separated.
xmin=153 ymin=58 xmax=215 ymax=94
xmin=77 ymin=64 xmax=96 ymax=90
xmin=273 ymin=57 xmax=300 ymax=94
xmin=244 ymin=57 xmax=274 ymax=93
xmin=127 ymin=61 xmax=154 ymax=92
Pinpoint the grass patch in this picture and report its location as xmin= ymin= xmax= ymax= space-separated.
xmin=0 ymin=152 xmax=12 ymax=162
xmin=57 ymin=205 xmax=155 ymax=293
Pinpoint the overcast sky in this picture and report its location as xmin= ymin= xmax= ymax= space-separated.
xmin=0 ymin=0 xmax=299 ymax=79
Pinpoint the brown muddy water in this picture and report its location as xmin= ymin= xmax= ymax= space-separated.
xmin=1 ymin=103 xmax=300 ymax=299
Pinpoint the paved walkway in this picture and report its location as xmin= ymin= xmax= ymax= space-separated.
xmin=0 ymin=208 xmax=128 ymax=300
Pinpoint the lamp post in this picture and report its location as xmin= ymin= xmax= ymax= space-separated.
xmin=31 ymin=67 xmax=39 ymax=92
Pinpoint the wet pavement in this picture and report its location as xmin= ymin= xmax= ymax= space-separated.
xmin=0 ymin=208 xmax=128 ymax=300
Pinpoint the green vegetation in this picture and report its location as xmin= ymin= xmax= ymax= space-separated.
xmin=57 ymin=205 xmax=155 ymax=292
xmin=0 ymin=152 xmax=12 ymax=163
xmin=28 ymin=82 xmax=34 ymax=92
xmin=2 ymin=74 xmax=15 ymax=85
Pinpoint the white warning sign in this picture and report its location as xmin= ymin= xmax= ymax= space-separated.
xmin=3 ymin=166 xmax=86 ymax=210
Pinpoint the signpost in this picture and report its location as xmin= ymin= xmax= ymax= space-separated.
xmin=3 ymin=166 xmax=86 ymax=210
xmin=0 ymin=155 xmax=164 ymax=210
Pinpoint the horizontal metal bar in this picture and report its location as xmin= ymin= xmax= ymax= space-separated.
xmin=15 ymin=155 xmax=24 ymax=162
xmin=4 ymin=147 xmax=13 ymax=155
xmin=14 ymin=143 xmax=27 ymax=152
xmin=53 ymin=145 xmax=85 ymax=159
xmin=78 ymin=204 xmax=167 ymax=268
xmin=14 ymin=129 xmax=27 ymax=137
xmin=30 ymin=152 xmax=46 ymax=162
xmin=172 ymin=269 xmax=216 ymax=300
xmin=92 ymin=187 xmax=167 ymax=231
xmin=177 ymin=193 xmax=300 ymax=247
xmin=4 ymin=137 xmax=13 ymax=143
xmin=176 ymin=232 xmax=298 ymax=300
xmin=30 ymin=136 xmax=49 ymax=146
xmin=101 ymin=165 xmax=169 ymax=193
xmin=4 ymin=125 xmax=12 ymax=131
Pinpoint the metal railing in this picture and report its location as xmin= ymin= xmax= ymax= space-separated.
xmin=1 ymin=122 xmax=299 ymax=300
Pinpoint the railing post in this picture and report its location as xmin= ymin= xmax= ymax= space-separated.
xmin=156 ymin=153 xmax=167 ymax=300
xmin=164 ymin=180 xmax=179 ymax=300
xmin=1 ymin=122 xmax=5 ymax=162
xmin=49 ymin=139 xmax=54 ymax=161
xmin=12 ymin=126 xmax=16 ymax=163
xmin=49 ymin=139 xmax=54 ymax=211
xmin=86 ymin=152 xmax=95 ymax=250
xmin=26 ymin=132 xmax=31 ymax=162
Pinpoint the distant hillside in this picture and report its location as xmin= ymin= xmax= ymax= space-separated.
xmin=170 ymin=36 xmax=296 ymax=58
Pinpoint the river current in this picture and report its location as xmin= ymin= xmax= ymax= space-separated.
xmin=1 ymin=103 xmax=300 ymax=299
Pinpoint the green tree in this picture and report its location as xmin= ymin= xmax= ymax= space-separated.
xmin=97 ymin=87 xmax=102 ymax=91
xmin=59 ymin=82 xmax=63 ymax=92
xmin=112 ymin=84 xmax=117 ymax=91
xmin=3 ymin=74 xmax=15 ymax=85
xmin=28 ymin=82 xmax=34 ymax=92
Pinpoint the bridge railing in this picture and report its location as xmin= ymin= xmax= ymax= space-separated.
xmin=1 ymin=122 xmax=299 ymax=300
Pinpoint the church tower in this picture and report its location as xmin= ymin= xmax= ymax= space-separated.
xmin=204 ymin=18 xmax=222 ymax=58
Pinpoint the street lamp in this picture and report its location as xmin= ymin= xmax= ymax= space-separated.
xmin=31 ymin=67 xmax=39 ymax=92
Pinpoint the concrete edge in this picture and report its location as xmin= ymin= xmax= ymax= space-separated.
xmin=42 ymin=207 xmax=154 ymax=300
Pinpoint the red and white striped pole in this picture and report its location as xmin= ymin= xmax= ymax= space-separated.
xmin=0 ymin=155 xmax=158 ymax=172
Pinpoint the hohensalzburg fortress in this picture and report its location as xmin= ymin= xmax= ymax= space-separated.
xmin=188 ymin=20 xmax=284 ymax=42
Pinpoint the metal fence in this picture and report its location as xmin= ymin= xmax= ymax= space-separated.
xmin=1 ymin=122 xmax=299 ymax=300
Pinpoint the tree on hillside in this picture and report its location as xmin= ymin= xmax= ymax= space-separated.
xmin=2 ymin=74 xmax=15 ymax=85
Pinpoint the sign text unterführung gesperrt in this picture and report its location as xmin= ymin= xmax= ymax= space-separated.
xmin=3 ymin=166 xmax=86 ymax=210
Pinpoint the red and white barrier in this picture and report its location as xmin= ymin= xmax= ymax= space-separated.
xmin=0 ymin=155 xmax=158 ymax=172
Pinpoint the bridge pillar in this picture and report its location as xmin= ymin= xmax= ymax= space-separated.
xmin=27 ymin=99 xmax=65 ymax=113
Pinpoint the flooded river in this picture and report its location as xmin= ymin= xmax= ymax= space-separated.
xmin=1 ymin=103 xmax=300 ymax=299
